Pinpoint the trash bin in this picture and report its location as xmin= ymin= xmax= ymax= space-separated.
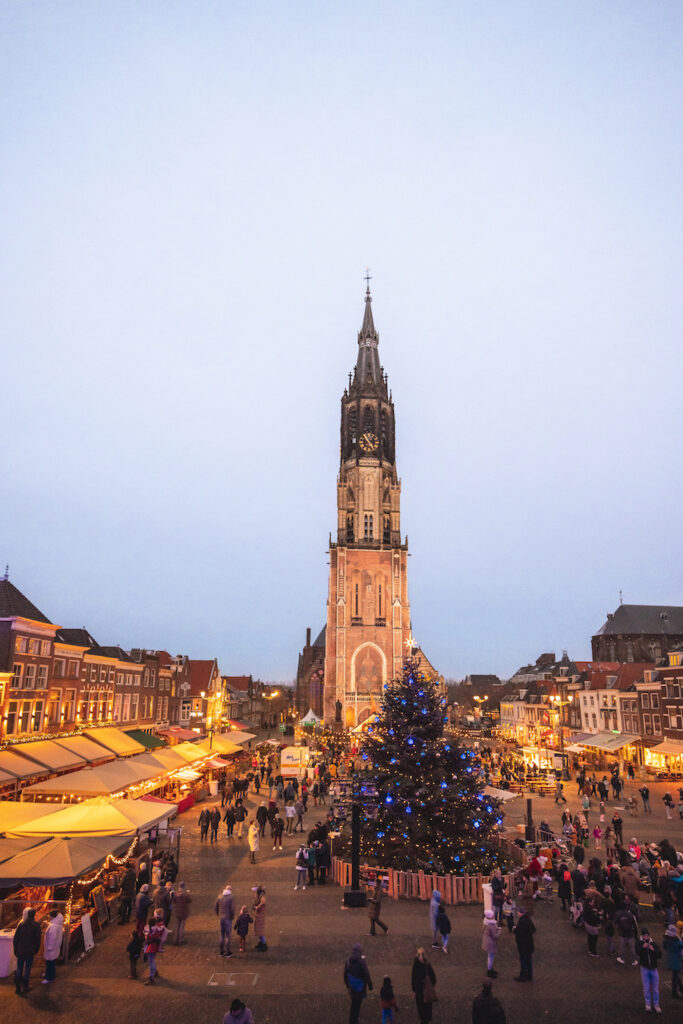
xmin=0 ymin=927 xmax=16 ymax=978
xmin=209 ymin=780 xmax=219 ymax=797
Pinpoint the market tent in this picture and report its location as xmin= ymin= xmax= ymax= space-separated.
xmin=194 ymin=740 xmax=240 ymax=757
xmin=649 ymin=739 xmax=683 ymax=756
xmin=215 ymin=731 xmax=255 ymax=746
xmin=0 ymin=835 xmax=129 ymax=886
xmin=10 ymin=739 xmax=87 ymax=771
xmin=83 ymin=727 xmax=146 ymax=757
xmin=0 ymin=749 xmax=49 ymax=780
xmin=172 ymin=742 xmax=207 ymax=764
xmin=0 ymin=835 xmax=48 ymax=863
xmin=483 ymin=785 xmax=520 ymax=803
xmin=158 ymin=727 xmax=198 ymax=742
xmin=124 ymin=729 xmax=166 ymax=749
xmin=206 ymin=756 xmax=230 ymax=769
xmin=0 ymin=801 xmax=67 ymax=833
xmin=300 ymin=708 xmax=322 ymax=726
xmin=176 ymin=769 xmax=202 ymax=782
xmin=21 ymin=758 xmax=165 ymax=798
xmin=142 ymin=747 xmax=187 ymax=770
xmin=0 ymin=768 xmax=16 ymax=786
xmin=9 ymin=797 xmax=177 ymax=838
xmin=578 ymin=731 xmax=641 ymax=753
xmin=53 ymin=735 xmax=116 ymax=764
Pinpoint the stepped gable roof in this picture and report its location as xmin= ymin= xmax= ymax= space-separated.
xmin=594 ymin=604 xmax=683 ymax=637
xmin=0 ymin=579 xmax=52 ymax=624
xmin=56 ymin=628 xmax=98 ymax=648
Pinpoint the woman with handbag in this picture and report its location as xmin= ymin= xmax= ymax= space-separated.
xmin=411 ymin=947 xmax=437 ymax=1023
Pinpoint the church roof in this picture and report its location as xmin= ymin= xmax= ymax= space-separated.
xmin=0 ymin=579 xmax=52 ymax=624
xmin=594 ymin=605 xmax=683 ymax=637
xmin=353 ymin=287 xmax=383 ymax=388
xmin=312 ymin=625 xmax=326 ymax=648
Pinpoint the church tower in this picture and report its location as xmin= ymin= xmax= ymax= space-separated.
xmin=323 ymin=285 xmax=411 ymax=727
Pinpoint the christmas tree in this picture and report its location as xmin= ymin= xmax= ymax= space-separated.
xmin=357 ymin=658 xmax=508 ymax=874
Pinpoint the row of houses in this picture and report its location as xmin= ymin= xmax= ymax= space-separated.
xmin=500 ymin=646 xmax=683 ymax=773
xmin=0 ymin=576 xmax=277 ymax=743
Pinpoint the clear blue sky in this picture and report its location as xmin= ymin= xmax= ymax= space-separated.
xmin=2 ymin=1 xmax=681 ymax=681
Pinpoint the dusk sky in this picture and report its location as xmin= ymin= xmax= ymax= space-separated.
xmin=2 ymin=2 xmax=681 ymax=682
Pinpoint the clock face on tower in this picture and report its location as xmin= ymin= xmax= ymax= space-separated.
xmin=359 ymin=432 xmax=379 ymax=453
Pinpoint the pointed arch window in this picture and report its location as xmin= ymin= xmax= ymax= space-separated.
xmin=346 ymin=514 xmax=354 ymax=543
xmin=348 ymin=407 xmax=358 ymax=448
xmin=383 ymin=515 xmax=390 ymax=544
xmin=364 ymin=514 xmax=373 ymax=540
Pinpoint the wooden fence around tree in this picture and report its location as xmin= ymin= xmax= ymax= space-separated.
xmin=330 ymin=836 xmax=526 ymax=906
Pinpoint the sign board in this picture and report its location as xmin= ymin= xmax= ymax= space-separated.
xmin=279 ymin=724 xmax=286 ymax=733
xmin=81 ymin=913 xmax=95 ymax=952
xmin=91 ymin=885 xmax=108 ymax=925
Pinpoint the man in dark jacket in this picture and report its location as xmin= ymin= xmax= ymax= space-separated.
xmin=215 ymin=886 xmax=235 ymax=957
xmin=255 ymin=802 xmax=268 ymax=837
xmin=13 ymin=908 xmax=41 ymax=995
xmin=136 ymin=860 xmax=150 ymax=893
xmin=343 ymin=942 xmax=373 ymax=1024
xmin=118 ymin=863 xmax=136 ymax=923
xmin=571 ymin=866 xmax=587 ymax=902
xmin=513 ymin=907 xmax=536 ymax=981
xmin=473 ymin=978 xmax=506 ymax=1024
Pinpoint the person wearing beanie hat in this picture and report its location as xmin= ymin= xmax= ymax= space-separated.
xmin=636 ymin=927 xmax=662 ymax=1012
xmin=472 ymin=978 xmax=506 ymax=1024
xmin=482 ymin=909 xmax=501 ymax=977
xmin=142 ymin=911 xmax=166 ymax=985
xmin=223 ymin=998 xmax=254 ymax=1024
xmin=344 ymin=943 xmax=373 ymax=1024
xmin=663 ymin=923 xmax=683 ymax=999
xmin=134 ymin=883 xmax=152 ymax=936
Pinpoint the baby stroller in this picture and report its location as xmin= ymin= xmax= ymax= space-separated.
xmin=569 ymin=899 xmax=584 ymax=928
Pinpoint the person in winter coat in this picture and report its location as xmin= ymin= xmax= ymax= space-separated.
xmin=367 ymin=882 xmax=388 ymax=936
xmin=583 ymin=901 xmax=601 ymax=957
xmin=13 ymin=907 xmax=41 ymax=995
xmin=490 ymin=869 xmax=505 ymax=924
xmin=614 ymin=899 xmax=639 ymax=965
xmin=294 ymin=844 xmax=308 ymax=890
xmin=344 ymin=942 xmax=373 ymax=1024
xmin=317 ymin=838 xmax=331 ymax=884
xmin=118 ymin=863 xmax=137 ymax=924
xmin=248 ymin=820 xmax=260 ymax=863
xmin=255 ymin=802 xmax=268 ymax=837
xmin=134 ymin=884 xmax=152 ymax=935
xmin=411 ymin=947 xmax=437 ymax=1024
xmin=235 ymin=800 xmax=248 ymax=838
xmin=379 ymin=975 xmax=398 ymax=1024
xmin=234 ymin=906 xmax=253 ymax=954
xmin=136 ymin=861 xmax=150 ymax=892
xmin=143 ymin=910 xmax=166 ymax=985
xmin=210 ymin=806 xmax=221 ymax=842
xmin=636 ymin=927 xmax=662 ymax=1012
xmin=154 ymin=880 xmax=173 ymax=926
xmin=252 ymin=885 xmax=267 ymax=951
xmin=42 ymin=909 xmax=64 ymax=984
xmin=429 ymin=889 xmax=442 ymax=947
xmin=557 ymin=862 xmax=572 ymax=912
xmin=663 ymin=923 xmax=683 ymax=998
xmin=436 ymin=904 xmax=451 ymax=955
xmin=482 ymin=908 xmax=501 ymax=976
xmin=513 ymin=906 xmax=536 ymax=981
xmin=171 ymin=881 xmax=192 ymax=944
xmin=223 ymin=998 xmax=254 ymax=1024
xmin=216 ymin=886 xmax=235 ymax=957
xmin=126 ymin=929 xmax=143 ymax=979
xmin=198 ymin=807 xmax=210 ymax=840
xmin=272 ymin=813 xmax=285 ymax=850
xmin=472 ymin=978 xmax=507 ymax=1024
xmin=223 ymin=805 xmax=236 ymax=837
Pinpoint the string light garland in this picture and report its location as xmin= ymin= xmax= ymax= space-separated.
xmin=63 ymin=834 xmax=139 ymax=930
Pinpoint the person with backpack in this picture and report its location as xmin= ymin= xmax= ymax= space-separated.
xmin=344 ymin=943 xmax=373 ymax=1024
xmin=379 ymin=976 xmax=399 ymax=1024
xmin=614 ymin=898 xmax=639 ymax=965
xmin=294 ymin=844 xmax=308 ymax=890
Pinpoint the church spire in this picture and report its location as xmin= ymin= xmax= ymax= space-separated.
xmin=354 ymin=277 xmax=382 ymax=389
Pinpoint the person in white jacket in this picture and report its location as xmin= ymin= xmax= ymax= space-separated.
xmin=42 ymin=910 xmax=64 ymax=984
xmin=247 ymin=820 xmax=260 ymax=864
